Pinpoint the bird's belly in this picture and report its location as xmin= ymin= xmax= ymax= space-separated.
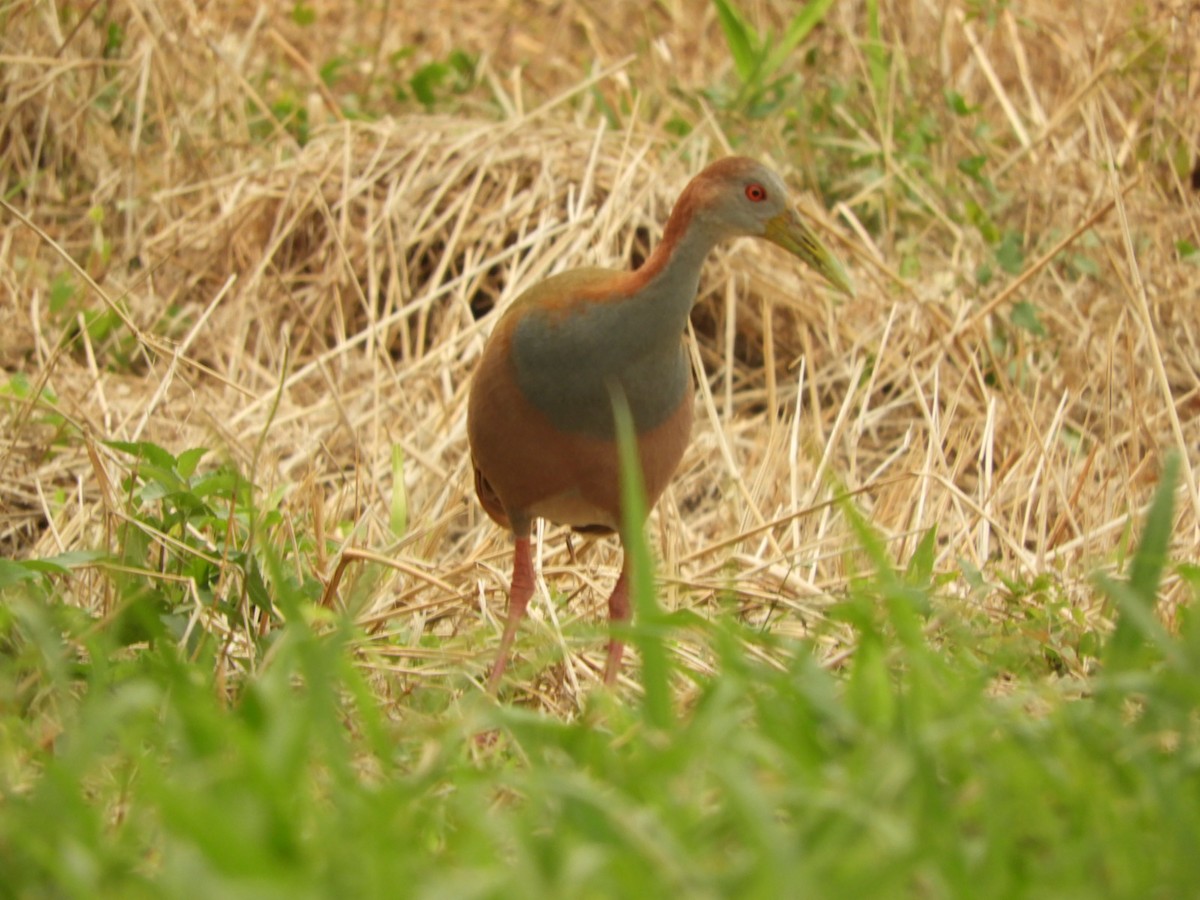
xmin=468 ymin=326 xmax=695 ymax=533
xmin=528 ymin=488 xmax=620 ymax=532
xmin=469 ymin=373 xmax=693 ymax=532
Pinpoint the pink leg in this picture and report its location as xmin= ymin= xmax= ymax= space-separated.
xmin=603 ymin=558 xmax=631 ymax=685
xmin=487 ymin=536 xmax=535 ymax=693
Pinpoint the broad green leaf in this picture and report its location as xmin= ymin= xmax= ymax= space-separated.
xmin=106 ymin=439 xmax=178 ymax=471
xmin=410 ymin=62 xmax=449 ymax=108
xmin=177 ymin=447 xmax=210 ymax=479
xmin=21 ymin=549 xmax=105 ymax=574
xmin=0 ymin=559 xmax=40 ymax=588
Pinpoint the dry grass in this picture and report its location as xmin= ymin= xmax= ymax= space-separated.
xmin=3 ymin=0 xmax=1199 ymax=708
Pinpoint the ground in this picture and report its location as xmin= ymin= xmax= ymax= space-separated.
xmin=2 ymin=3 xmax=1200 ymax=893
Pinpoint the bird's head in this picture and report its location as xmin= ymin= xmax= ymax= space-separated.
xmin=691 ymin=156 xmax=855 ymax=297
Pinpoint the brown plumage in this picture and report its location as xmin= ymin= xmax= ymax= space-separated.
xmin=468 ymin=156 xmax=853 ymax=691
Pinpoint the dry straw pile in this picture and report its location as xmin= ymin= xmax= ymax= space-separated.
xmin=3 ymin=1 xmax=1198 ymax=705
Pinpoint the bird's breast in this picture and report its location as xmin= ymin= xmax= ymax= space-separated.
xmin=510 ymin=302 xmax=692 ymax=439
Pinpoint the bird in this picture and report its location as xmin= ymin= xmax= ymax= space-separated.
xmin=468 ymin=156 xmax=853 ymax=691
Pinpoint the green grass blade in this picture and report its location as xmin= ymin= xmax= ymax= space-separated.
xmin=711 ymin=0 xmax=759 ymax=85
xmin=1101 ymin=453 xmax=1180 ymax=673
xmin=905 ymin=524 xmax=938 ymax=586
xmin=609 ymin=386 xmax=672 ymax=729
xmin=763 ymin=0 xmax=838 ymax=78
xmin=864 ymin=0 xmax=888 ymax=103
xmin=1127 ymin=455 xmax=1177 ymax=603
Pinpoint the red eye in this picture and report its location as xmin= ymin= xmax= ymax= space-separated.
xmin=745 ymin=183 xmax=768 ymax=202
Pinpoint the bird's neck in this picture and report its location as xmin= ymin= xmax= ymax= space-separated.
xmin=506 ymin=194 xmax=721 ymax=439
xmin=615 ymin=198 xmax=722 ymax=341
xmin=640 ymin=210 xmax=719 ymax=292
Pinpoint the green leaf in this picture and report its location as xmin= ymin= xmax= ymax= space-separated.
xmin=1067 ymin=253 xmax=1099 ymax=278
xmin=137 ymin=464 xmax=189 ymax=499
xmin=176 ymin=447 xmax=210 ymax=479
xmin=22 ymin=550 xmax=105 ymax=574
xmin=319 ymin=56 xmax=346 ymax=86
xmin=447 ymin=49 xmax=476 ymax=85
xmin=410 ymin=62 xmax=449 ymax=108
xmin=244 ymin=556 xmax=273 ymax=613
xmin=190 ymin=470 xmax=241 ymax=501
xmin=0 ymin=559 xmax=40 ymax=588
xmin=712 ymin=0 xmax=759 ymax=84
xmin=965 ymin=199 xmax=1000 ymax=244
xmin=49 ymin=272 xmax=76 ymax=314
xmin=665 ymin=115 xmax=693 ymax=138
xmin=0 ymin=550 xmax=105 ymax=588
xmin=103 ymin=21 xmax=124 ymax=57
xmin=957 ymin=154 xmax=988 ymax=183
xmin=290 ymin=2 xmax=315 ymax=26
xmin=2 ymin=372 xmax=31 ymax=399
xmin=995 ymin=230 xmax=1025 ymax=275
xmin=945 ymin=89 xmax=979 ymax=116
xmin=388 ymin=46 xmax=416 ymax=67
xmin=106 ymin=439 xmax=179 ymax=471
xmin=1010 ymin=301 xmax=1046 ymax=337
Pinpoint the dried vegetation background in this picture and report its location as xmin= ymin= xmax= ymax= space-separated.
xmin=3 ymin=0 xmax=1199 ymax=705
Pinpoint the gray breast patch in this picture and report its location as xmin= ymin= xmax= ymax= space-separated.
xmin=511 ymin=305 xmax=690 ymax=439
